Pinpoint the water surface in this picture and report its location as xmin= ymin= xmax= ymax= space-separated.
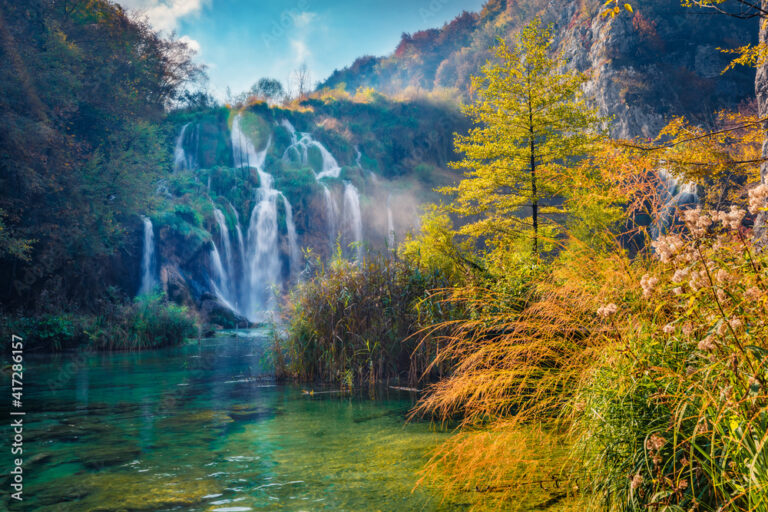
xmin=2 ymin=330 xmax=465 ymax=511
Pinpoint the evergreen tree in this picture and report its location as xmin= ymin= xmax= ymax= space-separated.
xmin=445 ymin=19 xmax=602 ymax=258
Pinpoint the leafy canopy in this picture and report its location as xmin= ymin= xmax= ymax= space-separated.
xmin=443 ymin=19 xmax=603 ymax=258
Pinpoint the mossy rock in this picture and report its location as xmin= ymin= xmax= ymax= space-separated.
xmin=78 ymin=440 xmax=141 ymax=469
xmin=156 ymin=409 xmax=233 ymax=431
xmin=69 ymin=472 xmax=220 ymax=511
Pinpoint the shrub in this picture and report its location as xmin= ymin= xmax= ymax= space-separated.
xmin=1 ymin=295 xmax=198 ymax=352
xmin=281 ymin=250 xmax=453 ymax=385
xmin=577 ymin=205 xmax=768 ymax=511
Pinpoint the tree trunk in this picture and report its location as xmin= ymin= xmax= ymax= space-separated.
xmin=755 ymin=1 xmax=768 ymax=242
xmin=530 ymin=114 xmax=538 ymax=256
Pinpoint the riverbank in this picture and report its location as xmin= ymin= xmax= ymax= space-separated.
xmin=0 ymin=295 xmax=198 ymax=352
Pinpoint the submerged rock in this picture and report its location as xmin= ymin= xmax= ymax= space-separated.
xmin=34 ymin=472 xmax=220 ymax=511
xmin=200 ymin=293 xmax=251 ymax=329
xmin=79 ymin=442 xmax=141 ymax=470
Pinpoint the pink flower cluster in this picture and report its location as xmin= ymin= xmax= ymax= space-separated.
xmin=640 ymin=274 xmax=659 ymax=298
xmin=748 ymin=184 xmax=768 ymax=215
xmin=597 ymin=303 xmax=618 ymax=318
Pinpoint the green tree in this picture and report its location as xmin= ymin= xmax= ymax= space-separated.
xmin=0 ymin=0 xmax=200 ymax=310
xmin=250 ymin=77 xmax=285 ymax=102
xmin=445 ymin=19 xmax=602 ymax=258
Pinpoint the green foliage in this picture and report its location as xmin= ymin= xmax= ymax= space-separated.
xmin=445 ymin=19 xmax=603 ymax=258
xmin=114 ymin=295 xmax=199 ymax=350
xmin=400 ymin=206 xmax=474 ymax=282
xmin=1 ymin=295 xmax=198 ymax=352
xmin=577 ymin=209 xmax=768 ymax=511
xmin=0 ymin=0 xmax=200 ymax=310
xmin=0 ymin=209 xmax=32 ymax=261
xmin=282 ymin=252 xmax=453 ymax=385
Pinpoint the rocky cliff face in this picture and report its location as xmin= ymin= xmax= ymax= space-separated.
xmin=321 ymin=0 xmax=756 ymax=139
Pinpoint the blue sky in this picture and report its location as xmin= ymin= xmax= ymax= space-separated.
xmin=118 ymin=0 xmax=486 ymax=98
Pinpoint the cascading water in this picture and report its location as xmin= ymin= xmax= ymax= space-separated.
xmin=138 ymin=217 xmax=157 ymax=295
xmin=246 ymin=190 xmax=280 ymax=317
xmin=282 ymin=194 xmax=301 ymax=277
xmin=280 ymin=119 xmax=341 ymax=179
xmin=209 ymin=241 xmax=233 ymax=305
xmin=173 ymin=123 xmax=197 ymax=172
xmin=213 ymin=208 xmax=234 ymax=273
xmin=233 ymin=115 xmax=270 ymax=171
xmin=652 ymin=168 xmax=699 ymax=238
xmin=322 ymin=184 xmax=338 ymax=248
xmin=232 ymin=113 xmax=283 ymax=320
xmin=228 ymin=202 xmax=247 ymax=274
xmin=343 ymin=182 xmax=364 ymax=261
xmin=280 ymin=120 xmax=359 ymax=255
xmin=387 ymin=195 xmax=395 ymax=249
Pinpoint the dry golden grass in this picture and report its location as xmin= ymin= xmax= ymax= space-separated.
xmin=409 ymin=234 xmax=646 ymax=509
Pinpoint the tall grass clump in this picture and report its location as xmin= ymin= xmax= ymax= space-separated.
xmin=410 ymin=177 xmax=768 ymax=511
xmin=281 ymin=250 xmax=452 ymax=386
xmin=575 ymin=202 xmax=768 ymax=511
xmin=100 ymin=294 xmax=199 ymax=350
xmin=410 ymin=238 xmax=638 ymax=510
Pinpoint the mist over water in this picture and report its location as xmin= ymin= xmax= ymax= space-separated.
xmin=160 ymin=111 xmax=424 ymax=321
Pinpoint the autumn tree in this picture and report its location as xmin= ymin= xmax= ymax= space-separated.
xmin=445 ymin=19 xmax=602 ymax=259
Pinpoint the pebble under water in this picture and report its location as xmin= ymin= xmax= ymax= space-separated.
xmin=2 ymin=329 xmax=467 ymax=511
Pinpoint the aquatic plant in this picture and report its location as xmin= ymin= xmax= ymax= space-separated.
xmin=281 ymin=249 xmax=453 ymax=385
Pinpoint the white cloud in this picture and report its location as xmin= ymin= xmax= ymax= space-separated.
xmin=290 ymin=39 xmax=310 ymax=63
xmin=290 ymin=11 xmax=316 ymax=29
xmin=118 ymin=0 xmax=207 ymax=32
xmin=178 ymin=35 xmax=201 ymax=53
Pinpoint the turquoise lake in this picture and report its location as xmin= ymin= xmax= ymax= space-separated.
xmin=1 ymin=330 xmax=466 ymax=511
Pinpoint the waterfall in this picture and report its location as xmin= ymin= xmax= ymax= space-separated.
xmin=387 ymin=196 xmax=395 ymax=249
xmin=280 ymin=119 xmax=341 ymax=179
xmin=213 ymin=208 xmax=234 ymax=273
xmin=652 ymin=169 xmax=699 ymax=238
xmin=232 ymin=112 xmax=282 ymax=320
xmin=232 ymin=114 xmax=270 ymax=171
xmin=138 ymin=217 xmax=157 ymax=296
xmin=322 ymin=184 xmax=338 ymax=248
xmin=282 ymin=194 xmax=301 ymax=277
xmin=229 ymin=202 xmax=247 ymax=274
xmin=246 ymin=189 xmax=281 ymax=317
xmin=314 ymin=143 xmax=342 ymax=179
xmin=343 ymin=182 xmax=363 ymax=261
xmin=281 ymin=117 xmax=360 ymax=256
xmin=209 ymin=241 xmax=232 ymax=302
xmin=173 ymin=123 xmax=196 ymax=172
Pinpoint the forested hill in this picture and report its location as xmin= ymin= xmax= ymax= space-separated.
xmin=0 ymin=0 xmax=199 ymax=310
xmin=320 ymin=0 xmax=756 ymax=138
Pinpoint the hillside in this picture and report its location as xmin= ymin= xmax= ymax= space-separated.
xmin=321 ymin=0 xmax=756 ymax=138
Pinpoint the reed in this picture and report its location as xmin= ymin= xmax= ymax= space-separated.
xmin=280 ymin=250 xmax=453 ymax=386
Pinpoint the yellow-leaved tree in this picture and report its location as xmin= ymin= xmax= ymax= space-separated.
xmin=445 ymin=18 xmax=603 ymax=259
